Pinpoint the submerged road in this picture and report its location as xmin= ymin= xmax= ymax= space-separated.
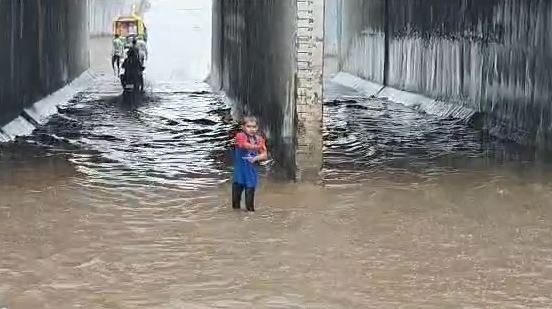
xmin=1 ymin=0 xmax=552 ymax=307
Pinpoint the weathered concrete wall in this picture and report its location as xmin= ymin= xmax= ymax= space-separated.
xmin=324 ymin=0 xmax=340 ymax=57
xmin=212 ymin=0 xmax=325 ymax=179
xmin=295 ymin=0 xmax=324 ymax=180
xmin=0 ymin=0 xmax=90 ymax=127
xmin=211 ymin=0 xmax=298 ymax=178
xmin=328 ymin=0 xmax=552 ymax=149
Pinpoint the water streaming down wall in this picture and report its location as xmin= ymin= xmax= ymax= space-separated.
xmin=211 ymin=0 xmax=297 ymax=177
xmin=327 ymin=0 xmax=552 ymax=149
xmin=0 ymin=0 xmax=90 ymax=127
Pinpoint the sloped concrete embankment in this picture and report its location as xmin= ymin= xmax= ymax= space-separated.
xmin=0 ymin=0 xmax=90 ymax=141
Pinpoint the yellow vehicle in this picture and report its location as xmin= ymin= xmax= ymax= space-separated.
xmin=113 ymin=12 xmax=148 ymax=46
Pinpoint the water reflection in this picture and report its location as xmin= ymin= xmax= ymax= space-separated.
xmin=323 ymin=80 xmax=548 ymax=184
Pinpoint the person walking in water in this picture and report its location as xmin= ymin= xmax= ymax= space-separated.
xmin=135 ymin=36 xmax=148 ymax=66
xmin=112 ymin=34 xmax=125 ymax=76
xmin=232 ymin=116 xmax=268 ymax=212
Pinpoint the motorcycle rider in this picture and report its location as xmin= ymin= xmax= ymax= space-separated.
xmin=121 ymin=48 xmax=144 ymax=91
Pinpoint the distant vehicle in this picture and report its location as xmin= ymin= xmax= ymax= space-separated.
xmin=114 ymin=11 xmax=147 ymax=95
xmin=113 ymin=13 xmax=148 ymax=49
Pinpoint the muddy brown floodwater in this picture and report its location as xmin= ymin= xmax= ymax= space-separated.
xmin=2 ymin=0 xmax=552 ymax=308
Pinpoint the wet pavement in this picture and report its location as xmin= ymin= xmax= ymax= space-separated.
xmin=2 ymin=1 xmax=552 ymax=308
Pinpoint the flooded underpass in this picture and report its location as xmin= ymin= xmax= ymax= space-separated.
xmin=2 ymin=1 xmax=552 ymax=308
xmin=323 ymin=80 xmax=548 ymax=184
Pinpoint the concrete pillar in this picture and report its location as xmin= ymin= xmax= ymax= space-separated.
xmin=295 ymin=0 xmax=324 ymax=181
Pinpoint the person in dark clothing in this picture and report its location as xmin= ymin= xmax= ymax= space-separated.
xmin=122 ymin=49 xmax=140 ymax=72
xmin=130 ymin=38 xmax=140 ymax=58
xmin=121 ymin=48 xmax=144 ymax=91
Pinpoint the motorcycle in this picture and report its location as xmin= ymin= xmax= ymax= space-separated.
xmin=120 ymin=64 xmax=144 ymax=93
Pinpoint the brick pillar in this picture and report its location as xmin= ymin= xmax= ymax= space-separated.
xmin=295 ymin=0 xmax=324 ymax=181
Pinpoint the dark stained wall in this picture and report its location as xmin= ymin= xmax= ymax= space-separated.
xmin=0 ymin=0 xmax=89 ymax=126
xmin=328 ymin=0 xmax=552 ymax=148
xmin=211 ymin=0 xmax=297 ymax=177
